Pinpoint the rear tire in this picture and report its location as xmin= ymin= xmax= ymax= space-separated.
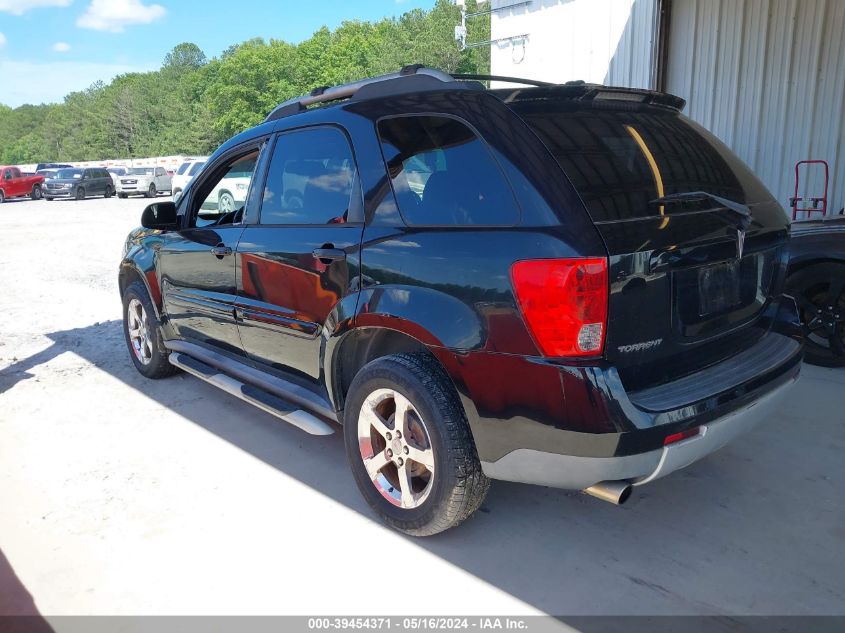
xmin=343 ymin=352 xmax=490 ymax=536
xmin=122 ymin=281 xmax=179 ymax=379
xmin=104 ymin=185 xmax=114 ymax=198
xmin=31 ymin=185 xmax=43 ymax=200
xmin=787 ymin=262 xmax=845 ymax=367
xmin=0 ymin=190 xmax=5 ymax=204
xmin=145 ymin=184 xmax=156 ymax=198
xmin=75 ymin=187 xmax=85 ymax=201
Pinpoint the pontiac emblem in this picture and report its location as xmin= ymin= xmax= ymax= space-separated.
xmin=736 ymin=228 xmax=746 ymax=260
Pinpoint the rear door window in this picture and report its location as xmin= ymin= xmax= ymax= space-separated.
xmin=512 ymin=102 xmax=770 ymax=222
xmin=377 ymin=115 xmax=519 ymax=226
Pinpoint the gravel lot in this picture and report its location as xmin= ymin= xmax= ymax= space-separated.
xmin=1 ymin=195 xmax=844 ymax=617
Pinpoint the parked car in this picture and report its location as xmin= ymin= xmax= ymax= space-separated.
xmin=44 ymin=167 xmax=114 ymax=200
xmin=171 ymin=159 xmax=205 ymax=199
xmin=35 ymin=162 xmax=72 ymax=171
xmin=0 ymin=166 xmax=45 ymax=202
xmin=36 ymin=168 xmax=61 ymax=180
xmin=107 ymin=167 xmax=128 ymax=186
xmin=119 ymin=67 xmax=803 ymax=535
xmin=787 ymin=215 xmax=845 ymax=366
xmin=117 ymin=167 xmax=172 ymax=198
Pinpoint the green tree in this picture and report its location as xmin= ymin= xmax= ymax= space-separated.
xmin=0 ymin=2 xmax=490 ymax=162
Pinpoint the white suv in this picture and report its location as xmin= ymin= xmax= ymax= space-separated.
xmin=117 ymin=167 xmax=173 ymax=198
xmin=172 ymin=160 xmax=206 ymax=200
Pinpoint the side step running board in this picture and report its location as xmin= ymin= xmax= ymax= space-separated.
xmin=169 ymin=352 xmax=335 ymax=436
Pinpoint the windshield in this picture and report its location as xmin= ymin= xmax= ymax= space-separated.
xmin=176 ymin=162 xmax=191 ymax=175
xmin=128 ymin=168 xmax=154 ymax=176
xmin=56 ymin=169 xmax=82 ymax=179
xmin=188 ymin=162 xmax=205 ymax=176
xmin=108 ymin=168 xmax=125 ymax=175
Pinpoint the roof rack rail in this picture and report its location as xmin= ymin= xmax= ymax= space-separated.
xmin=451 ymin=73 xmax=553 ymax=87
xmin=264 ymin=65 xmax=458 ymax=122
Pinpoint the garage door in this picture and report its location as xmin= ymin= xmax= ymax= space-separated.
xmin=665 ymin=0 xmax=845 ymax=217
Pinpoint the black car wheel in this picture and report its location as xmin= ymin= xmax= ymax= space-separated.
xmin=145 ymin=184 xmax=156 ymax=198
xmin=0 ymin=190 xmax=5 ymax=204
xmin=122 ymin=281 xmax=179 ymax=379
xmin=104 ymin=185 xmax=114 ymax=198
xmin=787 ymin=262 xmax=845 ymax=367
xmin=75 ymin=187 xmax=85 ymax=201
xmin=118 ymin=193 xmax=128 ymax=199
xmin=45 ymin=197 xmax=53 ymax=201
xmin=31 ymin=185 xmax=43 ymax=200
xmin=343 ymin=352 xmax=490 ymax=536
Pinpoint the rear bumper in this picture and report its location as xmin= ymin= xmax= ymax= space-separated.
xmin=480 ymin=373 xmax=797 ymax=489
xmin=464 ymin=295 xmax=804 ymax=490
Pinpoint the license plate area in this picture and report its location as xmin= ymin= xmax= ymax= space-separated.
xmin=698 ymin=260 xmax=742 ymax=316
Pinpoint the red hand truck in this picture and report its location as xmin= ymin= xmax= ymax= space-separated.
xmin=790 ymin=159 xmax=829 ymax=220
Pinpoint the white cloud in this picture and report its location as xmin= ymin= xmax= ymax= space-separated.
xmin=76 ymin=0 xmax=165 ymax=32
xmin=52 ymin=41 xmax=71 ymax=52
xmin=0 ymin=0 xmax=71 ymax=15
xmin=0 ymin=32 xmax=6 ymax=47
xmin=0 ymin=59 xmax=156 ymax=107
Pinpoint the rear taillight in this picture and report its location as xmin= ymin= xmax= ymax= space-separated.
xmin=510 ymin=258 xmax=608 ymax=358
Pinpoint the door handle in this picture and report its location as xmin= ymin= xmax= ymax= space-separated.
xmin=312 ymin=247 xmax=346 ymax=263
xmin=211 ymin=245 xmax=232 ymax=258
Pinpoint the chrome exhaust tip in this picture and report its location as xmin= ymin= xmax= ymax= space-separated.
xmin=583 ymin=481 xmax=633 ymax=505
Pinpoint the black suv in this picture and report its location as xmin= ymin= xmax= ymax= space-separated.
xmin=120 ymin=66 xmax=803 ymax=535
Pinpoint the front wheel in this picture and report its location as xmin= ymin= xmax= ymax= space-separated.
xmin=45 ymin=197 xmax=53 ymax=201
xmin=104 ymin=185 xmax=114 ymax=198
xmin=75 ymin=187 xmax=85 ymax=201
xmin=344 ymin=352 xmax=490 ymax=536
xmin=218 ymin=191 xmax=235 ymax=213
xmin=787 ymin=263 xmax=845 ymax=367
xmin=31 ymin=185 xmax=43 ymax=200
xmin=0 ymin=190 xmax=5 ymax=204
xmin=118 ymin=192 xmax=128 ymax=199
xmin=122 ymin=281 xmax=179 ymax=379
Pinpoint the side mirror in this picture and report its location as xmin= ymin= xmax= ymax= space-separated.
xmin=141 ymin=201 xmax=179 ymax=231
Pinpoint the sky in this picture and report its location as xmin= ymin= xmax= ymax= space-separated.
xmin=0 ymin=0 xmax=435 ymax=108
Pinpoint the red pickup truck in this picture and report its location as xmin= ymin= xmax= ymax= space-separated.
xmin=0 ymin=166 xmax=45 ymax=203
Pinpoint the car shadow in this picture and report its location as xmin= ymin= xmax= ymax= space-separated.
xmin=0 ymin=548 xmax=54 ymax=630
xmin=3 ymin=320 xmax=843 ymax=616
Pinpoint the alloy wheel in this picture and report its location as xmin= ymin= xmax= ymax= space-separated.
xmin=797 ymin=279 xmax=845 ymax=356
xmin=357 ymin=388 xmax=435 ymax=509
xmin=127 ymin=298 xmax=153 ymax=365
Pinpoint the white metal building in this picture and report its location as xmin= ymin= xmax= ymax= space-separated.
xmin=471 ymin=0 xmax=845 ymax=217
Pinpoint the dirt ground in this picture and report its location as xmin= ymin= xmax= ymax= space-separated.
xmin=1 ymin=195 xmax=843 ymax=617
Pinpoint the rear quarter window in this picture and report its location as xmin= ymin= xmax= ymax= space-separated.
xmin=377 ymin=115 xmax=519 ymax=226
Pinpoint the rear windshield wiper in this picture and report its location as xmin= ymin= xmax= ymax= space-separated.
xmin=650 ymin=191 xmax=752 ymax=230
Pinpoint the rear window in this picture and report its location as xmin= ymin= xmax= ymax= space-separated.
xmin=512 ymin=102 xmax=768 ymax=222
xmin=377 ymin=115 xmax=519 ymax=226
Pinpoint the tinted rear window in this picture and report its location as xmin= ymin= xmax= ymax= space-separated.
xmin=377 ymin=115 xmax=519 ymax=226
xmin=513 ymin=102 xmax=769 ymax=222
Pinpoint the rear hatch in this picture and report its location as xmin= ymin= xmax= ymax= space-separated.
xmin=508 ymin=92 xmax=789 ymax=391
